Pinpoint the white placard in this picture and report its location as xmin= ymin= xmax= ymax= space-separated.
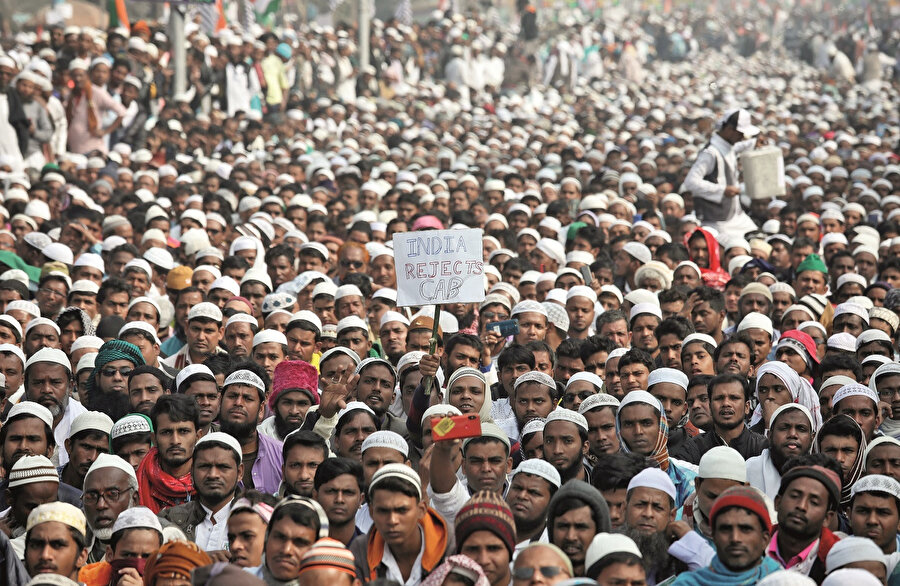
xmin=393 ymin=228 xmax=485 ymax=307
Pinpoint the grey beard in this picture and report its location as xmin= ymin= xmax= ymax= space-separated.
xmin=92 ymin=527 xmax=113 ymax=541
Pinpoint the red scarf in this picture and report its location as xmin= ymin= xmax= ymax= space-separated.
xmin=136 ymin=447 xmax=194 ymax=513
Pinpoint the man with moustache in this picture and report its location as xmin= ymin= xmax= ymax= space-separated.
xmin=670 ymin=486 xmax=781 ymax=584
xmin=126 ymin=365 xmax=171 ymax=416
xmin=747 ymin=404 xmax=816 ymax=499
xmin=82 ymin=340 xmax=146 ymax=423
xmin=58 ymin=412 xmax=113 ymax=491
xmin=0 ymin=402 xmax=82 ymax=509
xmin=219 ymin=365 xmax=284 ymax=494
xmin=505 ymin=459 xmax=560 ymax=556
xmin=260 ymin=360 xmax=318 ymax=441
xmin=280 ymin=430 xmax=329 ymax=498
xmin=542 ymin=408 xmax=591 ymax=483
xmin=160 ymin=432 xmax=243 ymax=551
xmin=23 ymin=347 xmax=88 ymax=467
xmin=546 ymin=479 xmax=610 ymax=577
xmin=621 ymin=468 xmax=687 ymax=584
xmin=136 ymin=394 xmax=199 ymax=513
xmin=81 ymin=453 xmax=140 ymax=563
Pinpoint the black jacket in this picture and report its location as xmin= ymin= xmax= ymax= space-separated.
xmin=671 ymin=424 xmax=767 ymax=465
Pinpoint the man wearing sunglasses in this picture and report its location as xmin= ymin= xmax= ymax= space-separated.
xmin=83 ymin=339 xmax=146 ymax=423
xmin=512 ymin=542 xmax=574 ymax=585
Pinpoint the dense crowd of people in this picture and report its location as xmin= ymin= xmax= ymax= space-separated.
xmin=0 ymin=1 xmax=899 ymax=586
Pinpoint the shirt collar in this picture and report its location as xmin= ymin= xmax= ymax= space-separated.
xmin=767 ymin=531 xmax=818 ymax=568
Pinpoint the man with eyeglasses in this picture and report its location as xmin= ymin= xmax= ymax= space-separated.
xmin=36 ymin=273 xmax=70 ymax=321
xmin=512 ymin=542 xmax=573 ymax=585
xmin=82 ymin=453 xmax=141 ymax=563
xmin=336 ymin=242 xmax=369 ymax=284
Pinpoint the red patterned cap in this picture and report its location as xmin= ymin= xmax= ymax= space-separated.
xmin=270 ymin=360 xmax=319 ymax=410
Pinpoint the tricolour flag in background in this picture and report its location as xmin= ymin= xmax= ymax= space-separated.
xmin=108 ymin=0 xmax=130 ymax=32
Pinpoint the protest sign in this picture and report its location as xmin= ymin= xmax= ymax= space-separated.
xmin=393 ymin=228 xmax=485 ymax=307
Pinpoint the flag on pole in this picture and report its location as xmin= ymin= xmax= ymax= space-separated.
xmin=108 ymin=0 xmax=130 ymax=32
xmin=254 ymin=0 xmax=281 ymax=24
xmin=395 ymin=0 xmax=413 ymax=24
xmin=199 ymin=0 xmax=227 ymax=33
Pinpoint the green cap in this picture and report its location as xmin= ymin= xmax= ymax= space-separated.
xmin=567 ymin=221 xmax=588 ymax=241
xmin=796 ymin=253 xmax=828 ymax=274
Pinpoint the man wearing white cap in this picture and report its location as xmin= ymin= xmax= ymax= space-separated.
xmin=542 ymin=408 xmax=591 ymax=483
xmin=667 ymin=447 xmax=750 ymax=568
xmin=584 ymin=533 xmax=644 ymax=583
xmin=77 ymin=506 xmax=164 ymax=585
xmin=621 ymin=468 xmax=684 ymax=584
xmin=682 ymin=108 xmax=759 ymax=235
xmin=565 ymin=286 xmax=596 ymax=340
xmin=159 ymin=432 xmax=243 ymax=551
xmin=81 ymin=453 xmax=141 ymax=563
xmin=746 ymin=404 xmax=816 ymax=500
xmin=24 ymin=347 xmax=89 ymax=468
xmin=0 ymin=455 xmax=62 ymax=557
xmin=58 ymin=411 xmax=113 ymax=491
xmin=505 ymin=459 xmax=560 ymax=556
xmin=23 ymin=502 xmax=89 ymax=582
xmin=0 ymin=402 xmax=82 ymax=511
xmin=161 ymin=302 xmax=225 ymax=370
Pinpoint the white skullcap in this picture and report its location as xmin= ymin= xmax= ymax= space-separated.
xmin=68 ymin=411 xmax=113 ymax=439
xmin=545 ymin=408 xmax=588 ymax=433
xmin=850 ymin=473 xmax=900 ymax=502
xmin=379 ymin=311 xmax=410 ymax=329
xmin=369 ymin=462 xmax=422 ymax=499
xmin=623 ymin=241 xmax=651 ymax=265
xmin=856 ymin=329 xmax=892 ymax=350
xmin=682 ymin=333 xmax=718 ymax=348
xmin=320 ymin=346 xmax=361 ymax=367
xmin=822 ymin=569 xmax=884 ymax=586
xmin=737 ymin=312 xmax=774 ymax=336
xmin=334 ymin=284 xmax=363 ymax=300
xmin=76 ymin=354 xmax=97 ymax=374
xmin=566 ymin=285 xmax=597 ymax=303
xmin=769 ymin=403 xmax=814 ymax=429
xmin=174 ymin=364 xmax=215 ymax=393
xmin=110 ymin=416 xmax=152 ymax=440
xmin=825 ymin=536 xmax=886 ymax=574
xmin=599 ymin=285 xmax=624 ymax=303
xmin=514 ymin=458 xmax=561 ymax=488
xmin=833 ymin=302 xmax=870 ymax=324
xmin=567 ymin=372 xmax=604 ymax=391
xmin=514 ymin=371 xmax=556 ymax=391
xmin=336 ymin=315 xmax=368 ymax=335
xmin=70 ymin=280 xmax=100 ymax=295
xmin=85 ymin=453 xmax=137 ymax=485
xmin=832 ymin=383 xmax=878 ymax=408
xmin=756 ymin=572 xmax=816 ymax=586
xmin=225 ymin=313 xmax=257 ymax=331
xmin=511 ymin=300 xmax=548 ymax=318
xmin=629 ymin=303 xmax=662 ymax=322
xmin=535 ymin=238 xmax=566 ymax=265
xmin=26 ymin=502 xmax=86 ymax=536
xmin=209 ymin=276 xmax=240 ymax=297
xmin=827 ymin=333 xmax=857 ymax=352
xmin=312 ymin=281 xmax=338 ymax=299
xmin=578 ymin=393 xmax=620 ymax=415
xmin=9 ymin=455 xmax=58 ymax=488
xmin=25 ymin=347 xmax=70 ymax=372
xmin=361 ymin=430 xmax=408 ymax=457
xmin=196 ymin=431 xmax=243 ymax=460
xmin=187 ymin=302 xmax=223 ymax=323
xmin=585 ymin=533 xmax=642 ymax=572
xmin=252 ymin=329 xmax=287 ymax=347
xmin=70 ymin=336 xmax=104 ymax=353
xmin=337 ymin=401 xmax=377 ymax=423
xmin=647 ymin=368 xmax=689 ymax=391
xmin=223 ymin=370 xmax=266 ymax=393
xmin=627 ymin=467 xmax=677 ymax=502
xmin=111 ymin=506 xmax=163 ymax=536
xmin=698 ymin=446 xmax=747 ymax=482
xmin=623 ymin=289 xmax=659 ymax=307
xmin=25 ymin=317 xmax=60 ymax=337
xmin=7 ymin=300 xmax=39 ymax=317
